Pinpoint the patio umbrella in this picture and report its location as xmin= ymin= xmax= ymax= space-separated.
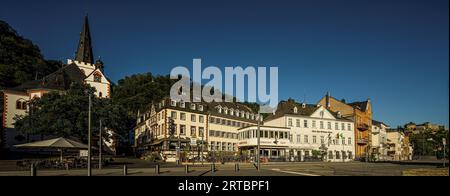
xmin=14 ymin=137 xmax=90 ymax=161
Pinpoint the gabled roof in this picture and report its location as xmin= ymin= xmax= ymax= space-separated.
xmin=372 ymin=120 xmax=388 ymax=127
xmin=6 ymin=63 xmax=85 ymax=92
xmin=264 ymin=99 xmax=319 ymax=121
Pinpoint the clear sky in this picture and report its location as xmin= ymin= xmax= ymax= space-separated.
xmin=1 ymin=0 xmax=448 ymax=127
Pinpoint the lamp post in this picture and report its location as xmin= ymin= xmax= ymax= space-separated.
xmin=87 ymin=93 xmax=92 ymax=176
xmin=99 ymin=119 xmax=102 ymax=170
xmin=256 ymin=108 xmax=261 ymax=171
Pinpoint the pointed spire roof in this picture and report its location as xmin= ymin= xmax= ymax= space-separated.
xmin=75 ymin=15 xmax=94 ymax=64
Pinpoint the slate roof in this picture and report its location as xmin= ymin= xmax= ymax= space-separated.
xmin=7 ymin=63 xmax=86 ymax=92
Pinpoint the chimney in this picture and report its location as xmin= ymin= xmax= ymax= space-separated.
xmin=325 ymin=92 xmax=331 ymax=108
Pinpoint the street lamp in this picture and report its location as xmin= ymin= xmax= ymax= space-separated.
xmin=256 ymin=107 xmax=261 ymax=171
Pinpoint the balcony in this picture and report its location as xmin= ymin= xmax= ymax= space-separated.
xmin=357 ymin=123 xmax=369 ymax=131
xmin=357 ymin=138 xmax=368 ymax=144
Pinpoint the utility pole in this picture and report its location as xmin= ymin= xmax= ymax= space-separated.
xmin=99 ymin=119 xmax=102 ymax=170
xmin=88 ymin=93 xmax=92 ymax=176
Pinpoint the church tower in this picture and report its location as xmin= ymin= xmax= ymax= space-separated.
xmin=75 ymin=15 xmax=94 ymax=64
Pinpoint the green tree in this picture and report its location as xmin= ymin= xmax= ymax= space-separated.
xmin=13 ymin=83 xmax=131 ymax=143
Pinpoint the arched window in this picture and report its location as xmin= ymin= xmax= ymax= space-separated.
xmin=16 ymin=100 xmax=27 ymax=110
xmin=16 ymin=100 xmax=21 ymax=109
xmin=93 ymin=72 xmax=102 ymax=82
xmin=99 ymin=92 xmax=103 ymax=97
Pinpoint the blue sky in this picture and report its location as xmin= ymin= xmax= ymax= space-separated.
xmin=1 ymin=0 xmax=448 ymax=127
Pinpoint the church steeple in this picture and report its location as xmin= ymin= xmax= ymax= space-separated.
xmin=75 ymin=15 xmax=94 ymax=64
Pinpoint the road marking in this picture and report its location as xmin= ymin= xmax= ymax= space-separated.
xmin=271 ymin=168 xmax=320 ymax=176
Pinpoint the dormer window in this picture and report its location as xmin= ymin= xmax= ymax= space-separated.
xmin=302 ymin=103 xmax=306 ymax=108
xmin=180 ymin=101 xmax=185 ymax=108
xmin=171 ymin=100 xmax=177 ymax=106
xmin=293 ymin=107 xmax=298 ymax=113
xmin=224 ymin=107 xmax=228 ymax=114
xmin=246 ymin=112 xmax=250 ymax=119
xmin=250 ymin=114 xmax=254 ymax=120
xmin=198 ymin=105 xmax=204 ymax=111
xmin=191 ymin=103 xmax=196 ymax=110
xmin=161 ymin=100 xmax=165 ymax=107
xmin=230 ymin=109 xmax=234 ymax=116
xmin=241 ymin=112 xmax=245 ymax=118
xmin=217 ymin=106 xmax=222 ymax=113
xmin=235 ymin=110 xmax=240 ymax=117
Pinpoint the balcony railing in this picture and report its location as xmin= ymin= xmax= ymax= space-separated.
xmin=357 ymin=138 xmax=368 ymax=144
xmin=357 ymin=123 xmax=369 ymax=130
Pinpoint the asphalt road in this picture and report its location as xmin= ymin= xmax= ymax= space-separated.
xmin=0 ymin=160 xmax=447 ymax=176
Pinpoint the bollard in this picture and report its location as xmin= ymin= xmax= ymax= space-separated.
xmin=155 ymin=164 xmax=160 ymax=174
xmin=123 ymin=165 xmax=128 ymax=176
xmin=185 ymin=165 xmax=189 ymax=174
xmin=235 ymin=163 xmax=239 ymax=172
xmin=30 ymin=163 xmax=36 ymax=176
xmin=211 ymin=163 xmax=215 ymax=173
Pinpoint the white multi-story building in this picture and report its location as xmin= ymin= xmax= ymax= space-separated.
xmin=263 ymin=99 xmax=355 ymax=162
xmin=371 ymin=120 xmax=389 ymax=161
xmin=134 ymin=97 xmax=259 ymax=162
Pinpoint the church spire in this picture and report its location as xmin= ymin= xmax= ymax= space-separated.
xmin=75 ymin=15 xmax=94 ymax=64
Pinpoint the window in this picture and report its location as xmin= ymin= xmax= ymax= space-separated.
xmin=297 ymin=135 xmax=301 ymax=143
xmin=191 ymin=114 xmax=196 ymax=122
xmin=180 ymin=113 xmax=186 ymax=120
xmin=321 ymin=136 xmax=325 ymax=144
xmin=312 ymin=120 xmax=316 ymax=128
xmin=171 ymin=100 xmax=176 ymax=106
xmin=221 ymin=119 xmax=226 ymax=125
xmin=341 ymin=123 xmax=345 ymax=130
xmin=348 ymin=152 xmax=353 ymax=159
xmin=304 ymin=135 xmax=309 ymax=143
xmin=180 ymin=125 xmax=186 ymax=135
xmin=180 ymin=101 xmax=185 ymax=108
xmin=320 ymin=121 xmax=324 ymax=129
xmin=93 ymin=72 xmax=102 ymax=82
xmin=335 ymin=122 xmax=339 ymax=130
xmin=16 ymin=100 xmax=27 ymax=110
xmin=304 ymin=120 xmax=308 ymax=128
xmin=190 ymin=104 xmax=196 ymax=110
xmin=198 ymin=105 xmax=203 ymax=111
xmin=216 ymin=118 xmax=221 ymax=124
xmin=171 ymin=111 xmax=177 ymax=119
xmin=313 ymin=136 xmax=317 ymax=144
xmin=328 ymin=151 xmax=333 ymax=159
xmin=335 ymin=151 xmax=341 ymax=159
xmin=230 ymin=109 xmax=234 ymax=116
xmin=227 ymin=120 xmax=231 ymax=126
xmin=348 ymin=137 xmax=352 ymax=145
xmin=199 ymin=116 xmax=204 ymax=123
xmin=288 ymin=118 xmax=293 ymax=127
xmin=236 ymin=122 xmax=241 ymax=127
xmin=296 ymin=119 xmax=300 ymax=127
xmin=224 ymin=108 xmax=228 ymax=114
xmin=293 ymin=107 xmax=298 ymax=113
xmin=209 ymin=130 xmax=215 ymax=136
xmin=99 ymin=92 xmax=103 ymax=97
xmin=190 ymin=126 xmax=196 ymax=137
xmin=348 ymin=123 xmax=351 ymax=131
xmin=327 ymin=122 xmax=331 ymax=129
